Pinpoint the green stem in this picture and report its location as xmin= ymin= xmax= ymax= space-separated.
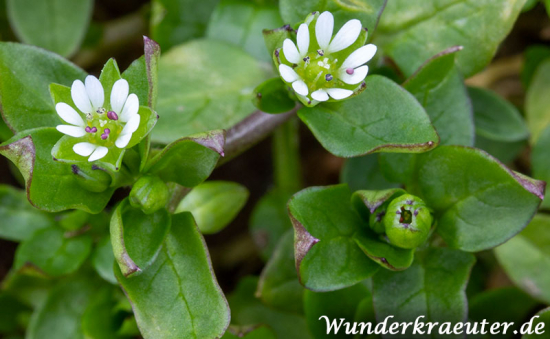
xmin=272 ymin=116 xmax=302 ymax=192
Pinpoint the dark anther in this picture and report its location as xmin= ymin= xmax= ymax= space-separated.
xmin=71 ymin=164 xmax=79 ymax=174
xmin=107 ymin=111 xmax=118 ymax=120
xmin=274 ymin=50 xmax=280 ymax=57
xmin=303 ymin=56 xmax=310 ymax=62
xmin=317 ymin=49 xmax=324 ymax=56
xmin=325 ymin=74 xmax=333 ymax=81
xmin=90 ymin=127 xmax=97 ymax=133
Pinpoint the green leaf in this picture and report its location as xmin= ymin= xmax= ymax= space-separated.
xmin=523 ymin=308 xmax=550 ymax=339
xmin=304 ymin=282 xmax=373 ymax=339
xmin=474 ymin=135 xmax=527 ymax=164
xmin=116 ymin=212 xmax=230 ymax=339
xmin=153 ymin=39 xmax=269 ymax=143
xmin=279 ymin=0 xmax=387 ymax=33
xmin=532 ymin=124 xmax=550 ymax=210
xmin=253 ymin=78 xmax=296 ymax=114
xmin=378 ymin=153 xmax=417 ymax=186
xmin=81 ymin=288 xmax=125 ymax=339
xmin=469 ymin=86 xmax=529 ymax=142
xmin=0 ymin=42 xmax=86 ymax=132
xmin=299 ymin=75 xmax=439 ymax=157
xmin=414 ymin=146 xmax=544 ymax=252
xmin=403 ymin=47 xmax=474 ymax=146
xmin=372 ymin=247 xmax=475 ymax=335
xmin=495 ymin=214 xmax=550 ymax=304
xmin=6 ymin=0 xmax=93 ymax=57
xmin=341 ymin=154 xmax=400 ymax=191
xmin=377 ymin=0 xmax=527 ymax=77
xmin=353 ymin=228 xmax=415 ymax=271
xmin=14 ymin=226 xmax=92 ymax=276
xmin=288 ymin=184 xmax=380 ymax=291
xmin=257 ymin=230 xmax=304 ymax=314
xmin=0 ymin=128 xmax=115 ymax=213
xmin=92 ymin=236 xmax=117 ymax=284
xmin=526 ymin=59 xmax=550 ymax=143
xmin=0 ymin=185 xmax=54 ymax=241
xmin=207 ymin=0 xmax=283 ymax=62
xmin=151 ymin=0 xmax=219 ymax=50
xmin=0 ymin=293 xmax=29 ymax=333
xmin=145 ymin=130 xmax=224 ymax=187
xmin=522 ymin=45 xmax=550 ymax=89
xmin=469 ymin=287 xmax=538 ymax=339
xmin=229 ymin=276 xmax=312 ymax=339
xmin=27 ymin=275 xmax=98 ymax=339
xmin=110 ymin=199 xmax=171 ymax=277
xmin=175 ymin=181 xmax=249 ymax=234
xmin=250 ymin=189 xmax=294 ymax=261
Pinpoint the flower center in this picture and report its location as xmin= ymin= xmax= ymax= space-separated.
xmin=295 ymin=52 xmax=341 ymax=92
xmin=84 ymin=107 xmax=124 ymax=147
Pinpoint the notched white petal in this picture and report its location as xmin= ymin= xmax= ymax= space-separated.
xmin=327 ymin=19 xmax=362 ymax=53
xmin=56 ymin=103 xmax=85 ymax=126
xmin=85 ymin=75 xmax=104 ymax=109
xmin=296 ymin=23 xmax=310 ymax=57
xmin=282 ymin=39 xmax=300 ymax=64
xmin=115 ymin=133 xmax=132 ymax=148
xmin=89 ymin=146 xmax=108 ymax=162
xmin=292 ymin=80 xmax=309 ymax=96
xmin=339 ymin=65 xmax=369 ymax=85
xmin=73 ymin=142 xmax=96 ymax=156
xmin=327 ymin=88 xmax=353 ymax=100
xmin=120 ymin=93 xmax=139 ymax=123
xmin=71 ymin=80 xmax=93 ymax=114
xmin=57 ymin=125 xmax=86 ymax=138
xmin=123 ymin=114 xmax=141 ymax=135
xmin=341 ymin=44 xmax=377 ymax=69
xmin=316 ymin=11 xmax=334 ymax=51
xmin=311 ymin=89 xmax=329 ymax=102
xmin=110 ymin=79 xmax=129 ymax=113
xmin=279 ymin=64 xmax=300 ymax=83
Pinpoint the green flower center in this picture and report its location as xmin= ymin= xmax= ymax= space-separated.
xmin=84 ymin=108 xmax=123 ymax=147
xmin=295 ymin=52 xmax=343 ymax=92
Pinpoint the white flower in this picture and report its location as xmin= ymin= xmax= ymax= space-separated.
xmin=276 ymin=11 xmax=377 ymax=105
xmin=55 ymin=76 xmax=141 ymax=162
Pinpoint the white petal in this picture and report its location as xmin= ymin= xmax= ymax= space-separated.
xmin=88 ymin=146 xmax=108 ymax=162
xmin=311 ymin=89 xmax=329 ymax=102
xmin=120 ymin=93 xmax=139 ymax=123
xmin=296 ymin=23 xmax=310 ymax=57
xmin=122 ymin=114 xmax=140 ymax=135
xmin=56 ymin=125 xmax=86 ymax=137
xmin=85 ymin=75 xmax=104 ymax=109
xmin=279 ymin=64 xmax=300 ymax=83
xmin=71 ymin=80 xmax=93 ymax=114
xmin=327 ymin=88 xmax=353 ymax=100
xmin=327 ymin=19 xmax=362 ymax=53
xmin=339 ymin=65 xmax=369 ymax=85
xmin=73 ymin=142 xmax=96 ymax=156
xmin=282 ymin=39 xmax=300 ymax=64
xmin=56 ymin=103 xmax=85 ymax=126
xmin=316 ymin=11 xmax=334 ymax=51
xmin=110 ymin=79 xmax=129 ymax=113
xmin=341 ymin=44 xmax=377 ymax=69
xmin=292 ymin=80 xmax=309 ymax=96
xmin=115 ymin=133 xmax=132 ymax=148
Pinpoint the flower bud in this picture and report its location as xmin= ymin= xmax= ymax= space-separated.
xmin=129 ymin=175 xmax=169 ymax=214
xmin=72 ymin=164 xmax=112 ymax=193
xmin=383 ymin=194 xmax=433 ymax=249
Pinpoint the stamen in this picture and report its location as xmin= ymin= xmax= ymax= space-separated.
xmin=104 ymin=128 xmax=110 ymax=135
xmin=107 ymin=111 xmax=118 ymax=120
xmin=85 ymin=126 xmax=92 ymax=133
xmin=274 ymin=50 xmax=279 ymax=57
xmin=101 ymin=134 xmax=108 ymax=140
xmin=303 ymin=56 xmax=310 ymax=62
xmin=90 ymin=127 xmax=97 ymax=133
xmin=96 ymin=108 xmax=106 ymax=114
xmin=346 ymin=68 xmax=354 ymax=75
xmin=325 ymin=74 xmax=333 ymax=81
xmin=317 ymin=49 xmax=324 ymax=56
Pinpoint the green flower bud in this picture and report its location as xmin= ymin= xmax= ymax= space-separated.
xmin=129 ymin=175 xmax=169 ymax=214
xmin=383 ymin=194 xmax=433 ymax=249
xmin=72 ymin=164 xmax=112 ymax=193
xmin=368 ymin=204 xmax=388 ymax=234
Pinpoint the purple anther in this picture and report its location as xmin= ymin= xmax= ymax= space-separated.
xmin=346 ymin=68 xmax=355 ymax=75
xmin=414 ymin=209 xmax=419 ymax=216
xmin=407 ymin=200 xmax=413 ymax=205
xmin=91 ymin=127 xmax=97 ymax=133
xmin=101 ymin=134 xmax=108 ymax=140
xmin=325 ymin=74 xmax=333 ymax=81
xmin=85 ymin=126 xmax=92 ymax=133
xmin=317 ymin=49 xmax=324 ymax=56
xmin=274 ymin=50 xmax=280 ymax=57
xmin=107 ymin=111 xmax=118 ymax=120
xmin=104 ymin=128 xmax=111 ymax=135
xmin=396 ymin=210 xmax=401 ymax=215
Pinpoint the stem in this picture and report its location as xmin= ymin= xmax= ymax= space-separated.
xmin=272 ymin=117 xmax=302 ymax=192
xmin=166 ymin=183 xmax=191 ymax=214
xmin=220 ymin=107 xmax=299 ymax=165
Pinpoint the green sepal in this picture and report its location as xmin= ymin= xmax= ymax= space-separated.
xmin=253 ymin=78 xmax=296 ymax=114
xmin=353 ymin=228 xmax=415 ymax=271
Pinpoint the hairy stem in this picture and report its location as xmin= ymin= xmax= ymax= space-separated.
xmin=273 ymin=117 xmax=302 ymax=192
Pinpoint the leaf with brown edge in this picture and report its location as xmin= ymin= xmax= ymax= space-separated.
xmin=288 ymin=185 xmax=379 ymax=292
xmin=144 ymin=129 xmax=225 ymax=187
xmin=0 ymin=128 xmax=115 ymax=213
xmin=110 ymin=199 xmax=170 ymax=277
